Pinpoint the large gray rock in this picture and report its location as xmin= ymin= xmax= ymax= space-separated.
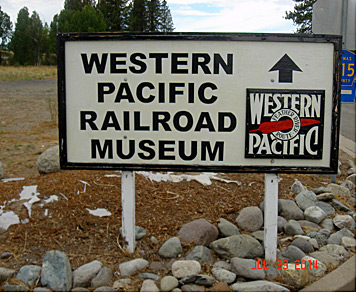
xmin=211 ymin=268 xmax=236 ymax=284
xmin=185 ymin=245 xmax=215 ymax=264
xmin=73 ymin=260 xmax=103 ymax=288
xmin=231 ymin=257 xmax=265 ymax=280
xmin=16 ymin=265 xmax=41 ymax=287
xmin=278 ymin=216 xmax=288 ymax=233
xmin=178 ymin=219 xmax=218 ymax=246
xmin=341 ymin=236 xmax=356 ymax=249
xmin=91 ymin=267 xmax=113 ymax=289
xmin=0 ymin=267 xmax=16 ymax=283
xmin=36 ymin=145 xmax=60 ymax=174
xmin=333 ymin=214 xmax=354 ymax=229
xmin=307 ymin=232 xmax=328 ymax=246
xmin=210 ymin=235 xmax=263 ymax=259
xmin=304 ymin=206 xmax=327 ymax=224
xmin=301 ymin=256 xmax=327 ymax=277
xmin=158 ymin=237 xmax=183 ymax=258
xmin=327 ymin=183 xmax=351 ymax=197
xmin=309 ymin=251 xmax=342 ymax=267
xmin=291 ymin=179 xmax=306 ymax=193
xmin=328 ymin=228 xmax=355 ymax=245
xmin=41 ymin=250 xmax=72 ymax=292
xmin=232 ymin=280 xmax=289 ymax=292
xmin=236 ymin=206 xmax=263 ymax=232
xmin=331 ymin=199 xmax=351 ymax=212
xmin=141 ymin=279 xmax=160 ymax=292
xmin=278 ymin=199 xmax=304 ymax=220
xmin=171 ymin=260 xmax=201 ymax=279
xmin=316 ymin=202 xmax=335 ymax=216
xmin=160 ymin=276 xmax=179 ymax=291
xmin=284 ymin=220 xmax=304 ymax=235
xmin=295 ymin=190 xmax=317 ymax=211
xmin=290 ymin=237 xmax=314 ymax=253
xmin=319 ymin=244 xmax=349 ymax=259
xmin=281 ymin=245 xmax=306 ymax=262
xmin=218 ymin=218 xmax=240 ymax=236
xmin=119 ymin=258 xmax=149 ymax=276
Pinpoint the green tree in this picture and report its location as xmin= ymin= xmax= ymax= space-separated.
xmin=128 ymin=0 xmax=174 ymax=32
xmin=64 ymin=0 xmax=96 ymax=11
xmin=11 ymin=7 xmax=32 ymax=65
xmin=29 ymin=11 xmax=44 ymax=65
xmin=0 ymin=6 xmax=12 ymax=49
xmin=285 ymin=0 xmax=317 ymax=34
xmin=97 ymin=0 xmax=129 ymax=31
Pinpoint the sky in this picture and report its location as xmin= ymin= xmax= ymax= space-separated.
xmin=1 ymin=0 xmax=297 ymax=33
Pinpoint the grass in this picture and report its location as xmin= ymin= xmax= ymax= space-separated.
xmin=0 ymin=66 xmax=57 ymax=81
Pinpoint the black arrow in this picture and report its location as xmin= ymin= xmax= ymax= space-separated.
xmin=269 ymin=54 xmax=302 ymax=83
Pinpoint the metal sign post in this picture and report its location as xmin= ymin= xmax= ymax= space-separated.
xmin=264 ymin=173 xmax=279 ymax=264
xmin=121 ymin=171 xmax=136 ymax=253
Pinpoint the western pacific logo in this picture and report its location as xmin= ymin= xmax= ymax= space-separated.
xmin=245 ymin=89 xmax=325 ymax=159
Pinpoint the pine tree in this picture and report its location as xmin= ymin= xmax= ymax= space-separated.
xmin=285 ymin=0 xmax=317 ymax=34
xmin=159 ymin=0 xmax=174 ymax=32
xmin=129 ymin=0 xmax=148 ymax=31
xmin=29 ymin=11 xmax=43 ymax=65
xmin=0 ymin=6 xmax=13 ymax=49
xmin=97 ymin=0 xmax=129 ymax=31
xmin=11 ymin=7 xmax=31 ymax=65
xmin=64 ymin=0 xmax=96 ymax=11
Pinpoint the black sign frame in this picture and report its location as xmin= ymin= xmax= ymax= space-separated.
xmin=57 ymin=32 xmax=342 ymax=174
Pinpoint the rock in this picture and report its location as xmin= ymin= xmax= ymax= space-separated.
xmin=307 ymin=232 xmax=328 ymax=246
xmin=316 ymin=201 xmax=335 ymax=216
xmin=210 ymin=234 xmax=264 ymax=259
xmin=347 ymin=166 xmax=356 ymax=175
xmin=278 ymin=199 xmax=304 ymax=220
xmin=327 ymin=183 xmax=351 ymax=197
xmin=158 ymin=237 xmax=183 ymax=258
xmin=281 ymin=245 xmax=306 ymax=262
xmin=333 ymin=214 xmax=354 ymax=229
xmin=321 ymin=218 xmax=334 ymax=230
xmin=16 ymin=265 xmax=42 ymax=287
xmin=91 ymin=267 xmax=113 ymax=289
xmin=304 ymin=206 xmax=327 ymax=224
xmin=1 ymin=283 xmax=30 ymax=292
xmin=208 ymin=281 xmax=232 ymax=292
xmin=150 ymin=236 xmax=158 ymax=244
xmin=278 ymin=216 xmax=288 ymax=233
xmin=33 ymin=288 xmax=53 ymax=292
xmin=171 ymin=260 xmax=201 ymax=279
xmin=313 ymin=187 xmax=331 ymax=194
xmin=291 ymin=179 xmax=306 ymax=193
xmin=319 ymin=244 xmax=349 ymax=259
xmin=213 ymin=261 xmax=232 ymax=271
xmin=211 ymin=268 xmax=236 ymax=284
xmin=218 ymin=218 xmax=240 ymax=237
xmin=112 ymin=278 xmax=131 ymax=290
xmin=41 ymin=250 xmax=72 ymax=292
xmin=309 ymin=251 xmax=342 ymax=267
xmin=341 ymin=236 xmax=356 ymax=249
xmin=119 ymin=258 xmax=149 ymax=277
xmin=280 ymin=263 xmax=309 ymax=289
xmin=36 ymin=145 xmax=60 ymax=174
xmin=298 ymin=220 xmax=321 ymax=233
xmin=0 ymin=267 xmax=16 ymax=283
xmin=0 ymin=252 xmax=11 ymax=260
xmin=265 ymin=265 xmax=280 ymax=280
xmin=295 ymin=190 xmax=317 ymax=211
xmin=290 ymin=237 xmax=314 ymax=253
xmin=71 ymin=288 xmax=90 ymax=292
xmin=120 ymin=226 xmax=146 ymax=240
xmin=148 ymin=261 xmax=168 ymax=272
xmin=141 ymin=279 xmax=159 ymax=292
xmin=178 ymin=219 xmax=218 ymax=246
xmin=181 ymin=284 xmax=205 ymax=292
xmin=231 ymin=257 xmax=265 ymax=280
xmin=331 ymin=199 xmax=351 ymax=212
xmin=301 ymin=256 xmax=327 ymax=277
xmin=194 ymin=275 xmax=215 ymax=286
xmin=284 ymin=220 xmax=304 ymax=235
xmin=160 ymin=276 xmax=178 ymax=291
xmin=232 ymin=280 xmax=289 ymax=292
xmin=0 ymin=161 xmax=4 ymax=179
xmin=138 ymin=272 xmax=160 ymax=281
xmin=73 ymin=260 xmax=103 ymax=288
xmin=316 ymin=193 xmax=334 ymax=201
xmin=93 ymin=286 xmax=116 ymax=292
xmin=236 ymin=206 xmax=263 ymax=232
xmin=185 ymin=245 xmax=215 ymax=264
xmin=328 ymin=228 xmax=355 ymax=244
xmin=346 ymin=174 xmax=356 ymax=184
xmin=251 ymin=230 xmax=265 ymax=243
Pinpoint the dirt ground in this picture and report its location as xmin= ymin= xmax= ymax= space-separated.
xmin=0 ymin=79 xmax=355 ymax=290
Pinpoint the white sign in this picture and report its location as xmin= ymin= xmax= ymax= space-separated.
xmin=58 ymin=33 xmax=341 ymax=173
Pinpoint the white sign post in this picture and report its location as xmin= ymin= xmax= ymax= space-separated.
xmin=57 ymin=32 xmax=341 ymax=258
xmin=121 ymin=171 xmax=136 ymax=253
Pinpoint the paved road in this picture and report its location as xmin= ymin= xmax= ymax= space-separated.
xmin=340 ymin=102 xmax=356 ymax=142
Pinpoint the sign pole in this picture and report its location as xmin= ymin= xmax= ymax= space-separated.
xmin=264 ymin=173 xmax=279 ymax=264
xmin=121 ymin=171 xmax=136 ymax=253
